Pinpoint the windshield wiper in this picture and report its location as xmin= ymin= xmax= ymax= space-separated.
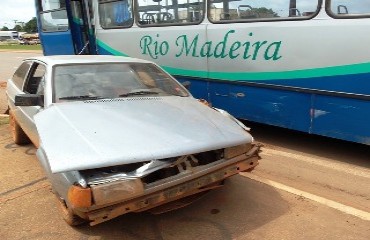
xmin=119 ymin=90 xmax=159 ymax=97
xmin=59 ymin=95 xmax=104 ymax=100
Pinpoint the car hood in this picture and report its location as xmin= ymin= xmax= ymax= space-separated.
xmin=35 ymin=96 xmax=253 ymax=173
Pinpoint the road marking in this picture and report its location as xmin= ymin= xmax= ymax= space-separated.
xmin=262 ymin=148 xmax=370 ymax=179
xmin=241 ymin=172 xmax=370 ymax=221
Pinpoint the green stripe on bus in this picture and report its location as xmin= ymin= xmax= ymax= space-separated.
xmin=97 ymin=40 xmax=129 ymax=57
xmin=96 ymin=41 xmax=370 ymax=80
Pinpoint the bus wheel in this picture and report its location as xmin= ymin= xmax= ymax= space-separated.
xmin=9 ymin=112 xmax=30 ymax=145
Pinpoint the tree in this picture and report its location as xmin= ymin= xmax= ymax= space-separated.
xmin=13 ymin=25 xmax=23 ymax=32
xmin=253 ymin=7 xmax=279 ymax=18
xmin=238 ymin=7 xmax=279 ymax=19
xmin=1 ymin=26 xmax=9 ymax=31
xmin=24 ymin=17 xmax=37 ymax=33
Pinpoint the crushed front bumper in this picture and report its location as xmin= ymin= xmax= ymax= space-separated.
xmin=81 ymin=144 xmax=261 ymax=225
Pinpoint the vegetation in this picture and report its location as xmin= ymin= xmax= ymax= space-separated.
xmin=0 ymin=116 xmax=9 ymax=126
xmin=1 ymin=17 xmax=38 ymax=33
xmin=253 ymin=7 xmax=279 ymax=17
xmin=0 ymin=44 xmax=42 ymax=51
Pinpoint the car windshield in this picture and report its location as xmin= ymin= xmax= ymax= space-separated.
xmin=53 ymin=62 xmax=189 ymax=102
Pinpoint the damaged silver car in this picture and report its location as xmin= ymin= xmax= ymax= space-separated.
xmin=6 ymin=55 xmax=261 ymax=226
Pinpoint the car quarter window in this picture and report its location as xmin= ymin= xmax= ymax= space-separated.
xmin=12 ymin=61 xmax=33 ymax=90
xmin=24 ymin=63 xmax=47 ymax=95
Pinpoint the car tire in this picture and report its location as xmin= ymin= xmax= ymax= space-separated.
xmin=9 ymin=111 xmax=30 ymax=145
xmin=57 ymin=199 xmax=87 ymax=226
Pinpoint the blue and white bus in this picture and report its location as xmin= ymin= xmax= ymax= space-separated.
xmin=35 ymin=0 xmax=370 ymax=145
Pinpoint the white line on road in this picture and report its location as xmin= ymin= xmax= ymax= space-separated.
xmin=262 ymin=148 xmax=370 ymax=179
xmin=241 ymin=172 xmax=370 ymax=221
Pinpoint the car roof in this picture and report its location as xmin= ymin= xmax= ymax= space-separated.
xmin=25 ymin=55 xmax=153 ymax=66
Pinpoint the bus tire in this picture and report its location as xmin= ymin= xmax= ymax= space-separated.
xmin=9 ymin=112 xmax=30 ymax=145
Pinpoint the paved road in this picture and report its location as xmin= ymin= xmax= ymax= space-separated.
xmin=0 ymin=51 xmax=369 ymax=239
xmin=0 ymin=51 xmax=42 ymax=114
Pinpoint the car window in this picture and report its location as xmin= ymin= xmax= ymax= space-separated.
xmin=53 ymin=62 xmax=189 ymax=102
xmin=12 ymin=61 xmax=32 ymax=90
xmin=24 ymin=63 xmax=46 ymax=95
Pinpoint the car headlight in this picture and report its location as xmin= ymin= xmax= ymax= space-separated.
xmin=91 ymin=179 xmax=144 ymax=206
xmin=68 ymin=185 xmax=92 ymax=208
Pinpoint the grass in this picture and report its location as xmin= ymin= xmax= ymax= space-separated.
xmin=0 ymin=116 xmax=9 ymax=126
xmin=0 ymin=44 xmax=42 ymax=51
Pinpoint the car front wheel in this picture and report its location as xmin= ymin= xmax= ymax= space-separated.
xmin=9 ymin=111 xmax=30 ymax=145
xmin=57 ymin=199 xmax=87 ymax=226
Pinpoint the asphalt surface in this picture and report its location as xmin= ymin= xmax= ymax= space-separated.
xmin=0 ymin=51 xmax=43 ymax=114
xmin=0 ymin=51 xmax=369 ymax=240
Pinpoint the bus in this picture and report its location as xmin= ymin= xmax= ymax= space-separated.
xmin=34 ymin=0 xmax=370 ymax=145
xmin=0 ymin=31 xmax=19 ymax=41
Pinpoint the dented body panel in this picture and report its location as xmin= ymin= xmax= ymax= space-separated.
xmin=7 ymin=55 xmax=260 ymax=226
xmin=35 ymin=97 xmax=253 ymax=173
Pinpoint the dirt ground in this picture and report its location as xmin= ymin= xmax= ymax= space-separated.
xmin=1 ymin=51 xmax=369 ymax=239
xmin=0 ymin=82 xmax=7 ymax=114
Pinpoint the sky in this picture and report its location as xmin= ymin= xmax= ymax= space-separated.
xmin=1 ymin=0 xmax=370 ymax=29
xmin=0 ymin=0 xmax=36 ymax=29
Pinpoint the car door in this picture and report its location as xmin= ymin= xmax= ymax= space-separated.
xmin=18 ymin=62 xmax=47 ymax=145
xmin=7 ymin=61 xmax=33 ymax=116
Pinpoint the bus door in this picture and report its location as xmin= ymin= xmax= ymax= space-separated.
xmin=36 ymin=0 xmax=75 ymax=55
xmin=69 ymin=0 xmax=97 ymax=54
xmin=36 ymin=0 xmax=95 ymax=55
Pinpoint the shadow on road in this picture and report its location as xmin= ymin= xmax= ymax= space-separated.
xmin=244 ymin=121 xmax=370 ymax=169
xmin=76 ymin=176 xmax=289 ymax=240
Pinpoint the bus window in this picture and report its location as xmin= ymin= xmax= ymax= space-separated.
xmin=136 ymin=0 xmax=205 ymax=26
xmin=327 ymin=0 xmax=370 ymax=17
xmin=208 ymin=0 xmax=319 ymax=22
xmin=38 ymin=0 xmax=69 ymax=32
xmin=98 ymin=0 xmax=133 ymax=28
xmin=39 ymin=0 xmax=66 ymax=11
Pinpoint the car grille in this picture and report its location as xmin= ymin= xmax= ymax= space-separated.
xmin=81 ymin=149 xmax=224 ymax=186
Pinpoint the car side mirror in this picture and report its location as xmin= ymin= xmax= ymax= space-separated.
xmin=181 ymin=81 xmax=191 ymax=90
xmin=15 ymin=94 xmax=43 ymax=107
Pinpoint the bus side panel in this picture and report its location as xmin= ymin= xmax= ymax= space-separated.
xmin=209 ymin=82 xmax=312 ymax=132
xmin=95 ymin=25 xmax=208 ymax=88
xmin=39 ymin=31 xmax=75 ymax=55
xmin=175 ymin=77 xmax=209 ymax=100
xmin=312 ymin=96 xmax=370 ymax=144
